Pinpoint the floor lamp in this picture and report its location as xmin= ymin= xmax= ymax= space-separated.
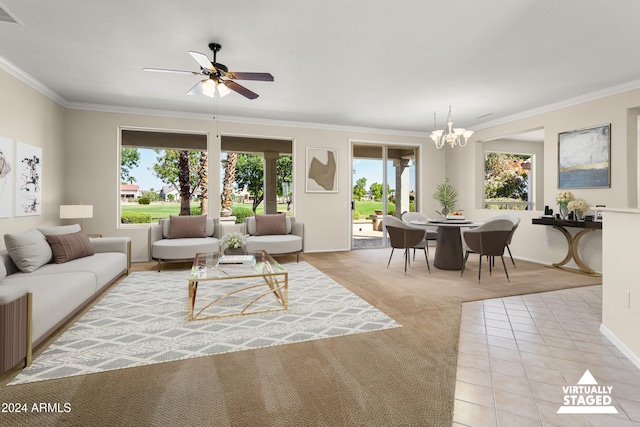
xmin=59 ymin=204 xmax=93 ymax=230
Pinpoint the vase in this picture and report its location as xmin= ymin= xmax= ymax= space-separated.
xmin=224 ymin=247 xmax=245 ymax=255
xmin=575 ymin=210 xmax=584 ymax=221
xmin=558 ymin=203 xmax=568 ymax=220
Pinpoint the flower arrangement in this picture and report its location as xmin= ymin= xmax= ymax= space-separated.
xmin=220 ymin=232 xmax=246 ymax=249
xmin=555 ymin=190 xmax=575 ymax=204
xmin=433 ymin=178 xmax=459 ymax=217
xmin=568 ymin=198 xmax=588 ymax=212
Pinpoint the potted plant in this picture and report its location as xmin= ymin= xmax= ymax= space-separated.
xmin=220 ymin=232 xmax=247 ymax=255
xmin=433 ymin=178 xmax=459 ymax=217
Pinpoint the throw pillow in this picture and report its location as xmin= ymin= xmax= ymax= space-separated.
xmin=255 ymin=214 xmax=287 ymax=236
xmin=4 ymin=229 xmax=53 ymax=273
xmin=38 ymin=224 xmax=82 ymax=236
xmin=46 ymin=231 xmax=95 ymax=264
xmin=168 ymin=215 xmax=207 ymax=239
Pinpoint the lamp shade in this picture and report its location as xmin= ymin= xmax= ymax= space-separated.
xmin=60 ymin=204 xmax=93 ymax=219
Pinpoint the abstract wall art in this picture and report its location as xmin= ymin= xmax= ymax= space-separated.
xmin=15 ymin=141 xmax=42 ymax=216
xmin=306 ymin=147 xmax=338 ymax=193
xmin=558 ymin=124 xmax=611 ymax=189
xmin=0 ymin=136 xmax=13 ymax=218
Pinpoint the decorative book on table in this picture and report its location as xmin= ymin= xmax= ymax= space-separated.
xmin=217 ymin=254 xmax=256 ymax=267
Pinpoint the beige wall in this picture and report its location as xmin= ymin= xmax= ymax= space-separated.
xmin=450 ymin=90 xmax=640 ymax=273
xmin=0 ymin=70 xmax=66 ymax=248
xmin=62 ymin=110 xmax=436 ymax=261
xmin=600 ymin=208 xmax=640 ymax=366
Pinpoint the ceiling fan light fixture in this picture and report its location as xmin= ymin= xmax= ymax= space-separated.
xmin=202 ymin=79 xmax=217 ymax=97
xmin=217 ymin=82 xmax=231 ymax=97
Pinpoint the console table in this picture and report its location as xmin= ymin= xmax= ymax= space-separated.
xmin=532 ymin=218 xmax=602 ymax=276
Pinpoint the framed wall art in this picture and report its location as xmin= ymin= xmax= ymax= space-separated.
xmin=558 ymin=124 xmax=610 ymax=189
xmin=0 ymin=136 xmax=13 ymax=218
xmin=15 ymin=141 xmax=42 ymax=216
xmin=306 ymin=147 xmax=338 ymax=193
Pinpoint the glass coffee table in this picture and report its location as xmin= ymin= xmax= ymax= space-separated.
xmin=188 ymin=250 xmax=288 ymax=321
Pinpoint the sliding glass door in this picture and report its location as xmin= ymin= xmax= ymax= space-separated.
xmin=352 ymin=143 xmax=418 ymax=249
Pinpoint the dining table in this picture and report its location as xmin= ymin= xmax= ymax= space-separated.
xmin=407 ymin=218 xmax=483 ymax=270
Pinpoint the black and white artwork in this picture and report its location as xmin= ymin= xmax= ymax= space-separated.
xmin=0 ymin=136 xmax=12 ymax=218
xmin=306 ymin=148 xmax=338 ymax=193
xmin=15 ymin=141 xmax=42 ymax=216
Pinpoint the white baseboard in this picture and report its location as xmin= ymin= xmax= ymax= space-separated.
xmin=600 ymin=323 xmax=640 ymax=370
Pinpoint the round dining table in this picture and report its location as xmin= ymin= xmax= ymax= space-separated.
xmin=408 ymin=219 xmax=483 ymax=270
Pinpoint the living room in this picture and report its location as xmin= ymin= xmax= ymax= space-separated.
xmin=2 ymin=2 xmax=640 ymax=426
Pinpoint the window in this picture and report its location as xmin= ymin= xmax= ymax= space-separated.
xmin=484 ymin=152 xmax=532 ymax=210
xmin=119 ymin=130 xmax=208 ymax=224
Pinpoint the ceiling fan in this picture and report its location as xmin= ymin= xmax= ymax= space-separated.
xmin=143 ymin=43 xmax=274 ymax=100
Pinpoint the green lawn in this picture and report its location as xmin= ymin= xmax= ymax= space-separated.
xmin=353 ymin=201 xmax=396 ymax=217
xmin=121 ymin=202 xmax=290 ymax=223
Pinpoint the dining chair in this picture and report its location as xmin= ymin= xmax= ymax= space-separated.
xmin=401 ymin=212 xmax=438 ymax=260
xmin=490 ymin=214 xmax=520 ymax=267
xmin=460 ymin=218 xmax=513 ymax=283
xmin=383 ymin=215 xmax=431 ymax=274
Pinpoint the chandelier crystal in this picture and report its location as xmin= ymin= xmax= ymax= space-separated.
xmin=430 ymin=106 xmax=473 ymax=150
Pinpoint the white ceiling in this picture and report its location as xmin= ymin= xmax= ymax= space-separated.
xmin=1 ymin=1 xmax=639 ymax=134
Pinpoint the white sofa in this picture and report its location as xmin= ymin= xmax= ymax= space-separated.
xmin=149 ymin=216 xmax=220 ymax=271
xmin=0 ymin=224 xmax=130 ymax=373
xmin=243 ymin=215 xmax=303 ymax=261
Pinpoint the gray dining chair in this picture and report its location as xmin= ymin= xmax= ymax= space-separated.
xmin=490 ymin=214 xmax=521 ymax=267
xmin=401 ymin=212 xmax=438 ymax=260
xmin=460 ymin=218 xmax=513 ymax=283
xmin=383 ymin=215 xmax=431 ymax=274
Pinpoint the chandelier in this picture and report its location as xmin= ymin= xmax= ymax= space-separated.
xmin=430 ymin=106 xmax=474 ymax=150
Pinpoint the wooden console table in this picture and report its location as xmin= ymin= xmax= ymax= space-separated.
xmin=532 ymin=218 xmax=602 ymax=276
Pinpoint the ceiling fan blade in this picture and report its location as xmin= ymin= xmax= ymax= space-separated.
xmin=143 ymin=68 xmax=203 ymax=75
xmin=223 ymin=80 xmax=259 ymax=99
xmin=189 ymin=51 xmax=215 ymax=73
xmin=226 ymin=72 xmax=274 ymax=82
xmin=186 ymin=80 xmax=205 ymax=96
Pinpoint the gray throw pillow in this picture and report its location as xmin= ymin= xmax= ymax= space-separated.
xmin=4 ymin=229 xmax=53 ymax=273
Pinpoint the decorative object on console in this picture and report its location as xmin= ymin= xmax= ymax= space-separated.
xmin=433 ymin=178 xmax=459 ymax=217
xmin=558 ymin=124 xmax=611 ymax=189
xmin=60 ymin=203 xmax=93 ymax=230
xmin=430 ymin=106 xmax=474 ymax=150
xmin=555 ymin=190 xmax=574 ymax=220
xmin=567 ymin=198 xmax=588 ymax=221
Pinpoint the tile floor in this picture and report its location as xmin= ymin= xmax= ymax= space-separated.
xmin=453 ymin=285 xmax=640 ymax=427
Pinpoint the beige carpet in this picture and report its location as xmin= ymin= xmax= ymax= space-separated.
xmin=0 ymin=249 xmax=601 ymax=426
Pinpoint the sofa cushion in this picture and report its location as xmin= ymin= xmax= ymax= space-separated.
xmin=0 ymin=272 xmax=96 ymax=341
xmin=167 ymin=215 xmax=207 ymax=239
xmin=46 ymin=231 xmax=95 ymax=264
xmin=152 ymin=237 xmax=220 ymax=261
xmin=37 ymin=224 xmax=81 ymax=236
xmin=4 ymin=229 xmax=52 ymax=273
xmin=255 ymin=214 xmax=287 ymax=236
xmin=245 ymin=235 xmax=302 ymax=255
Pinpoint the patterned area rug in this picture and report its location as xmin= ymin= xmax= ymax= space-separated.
xmin=9 ymin=262 xmax=400 ymax=385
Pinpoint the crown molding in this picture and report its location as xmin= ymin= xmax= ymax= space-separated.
xmin=474 ymin=79 xmax=640 ymax=130
xmin=0 ymin=55 xmax=67 ymax=106
xmin=65 ymin=101 xmax=429 ymax=138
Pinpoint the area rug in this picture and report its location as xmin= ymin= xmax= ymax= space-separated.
xmin=9 ymin=262 xmax=400 ymax=385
